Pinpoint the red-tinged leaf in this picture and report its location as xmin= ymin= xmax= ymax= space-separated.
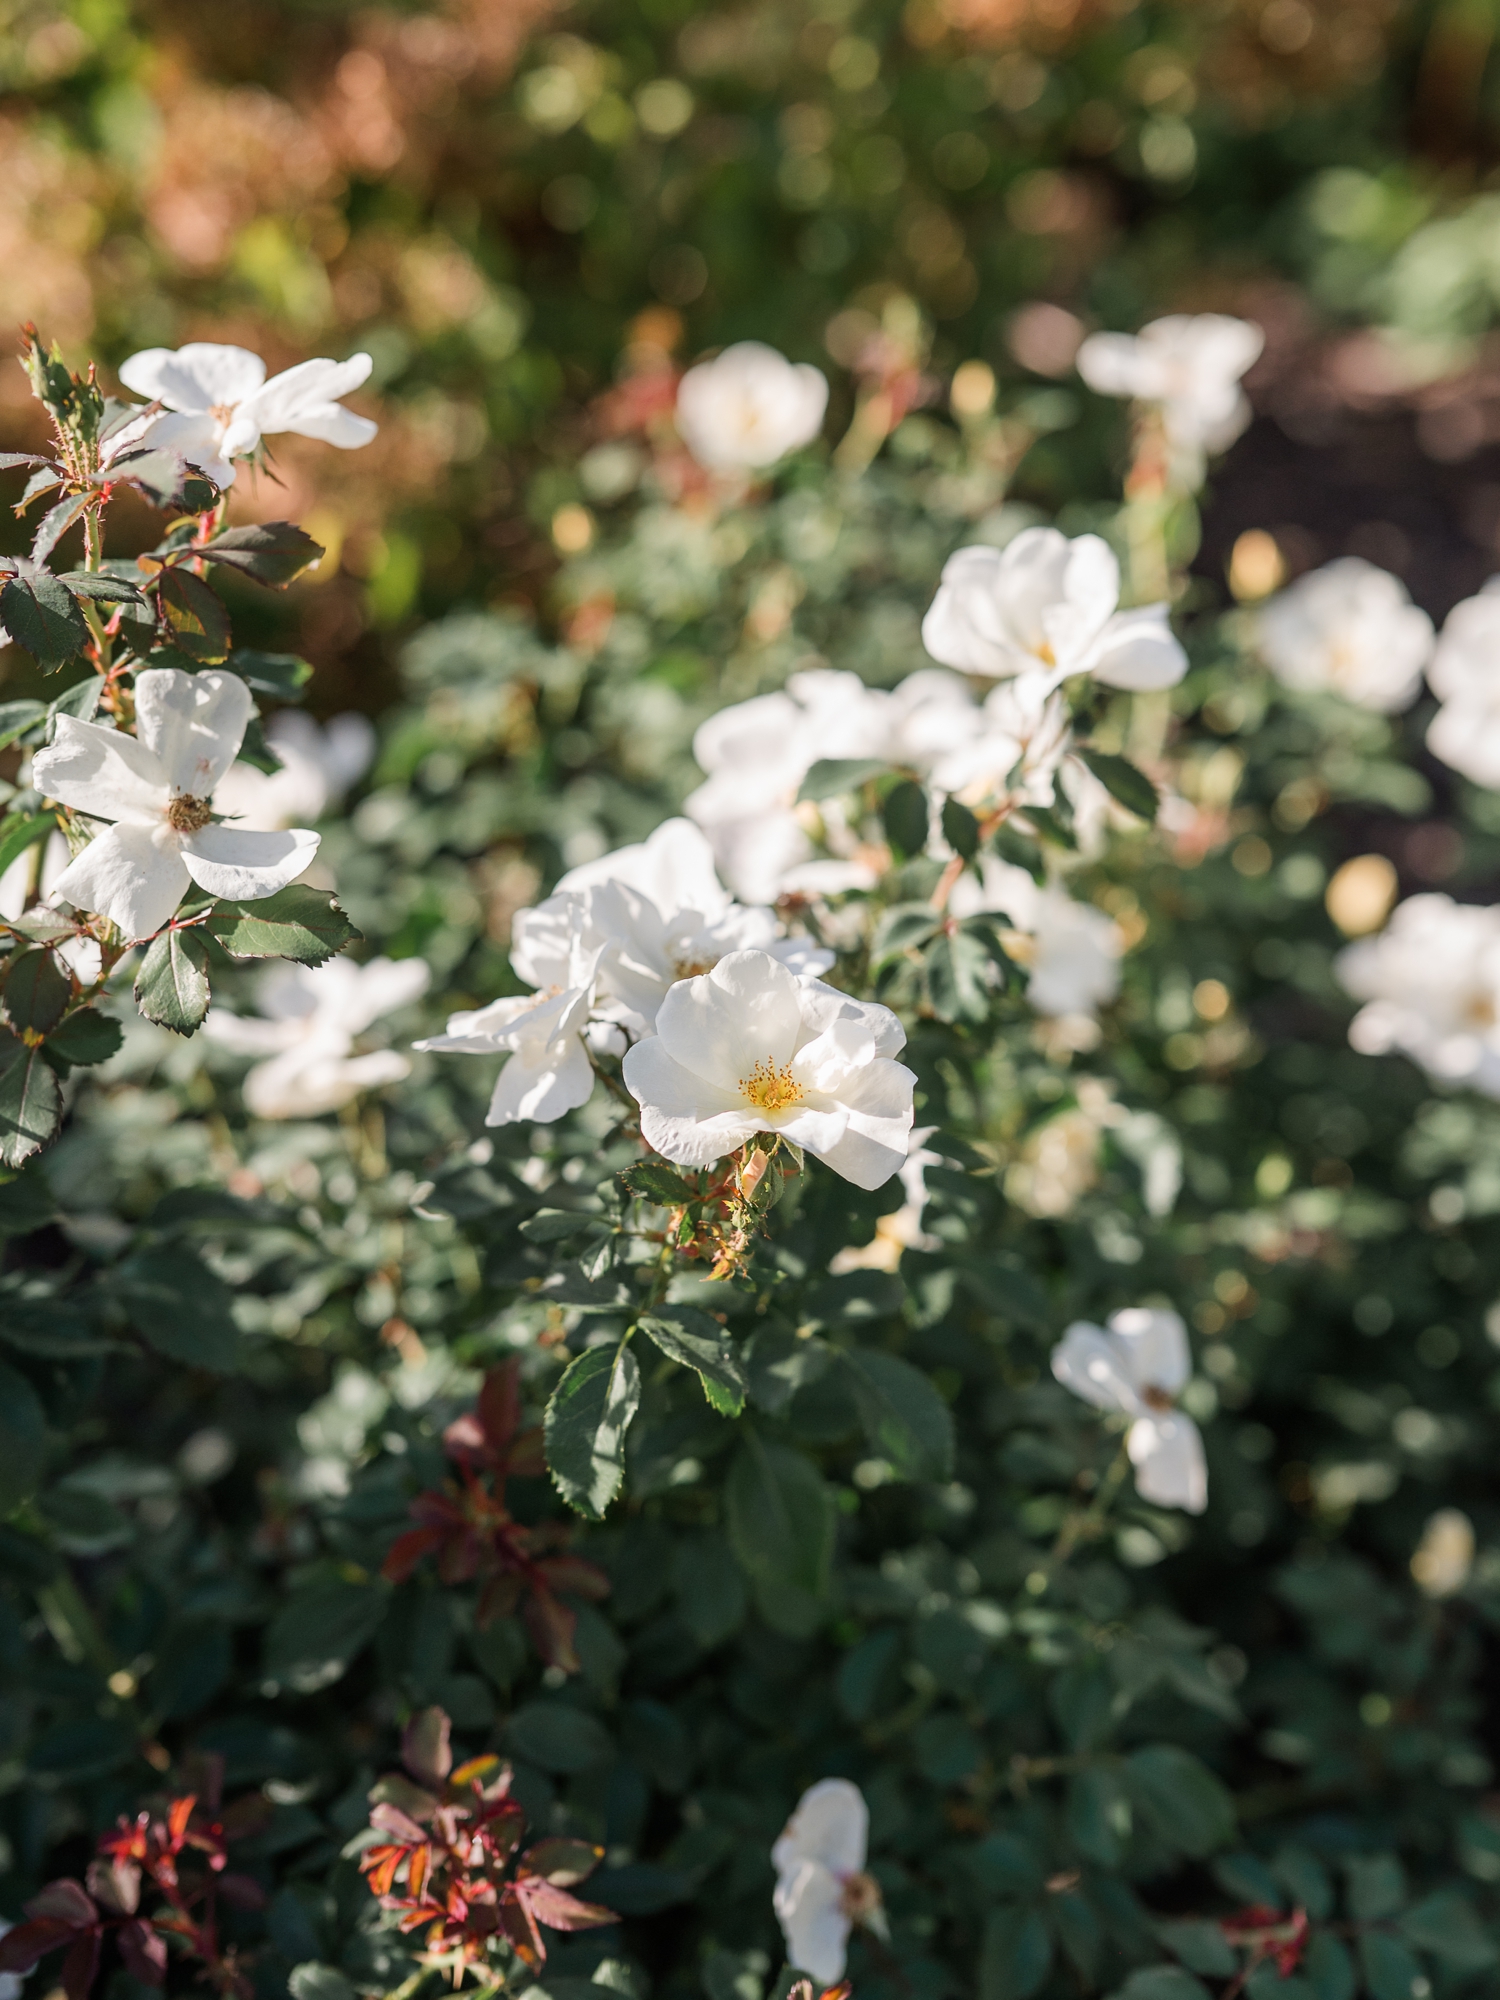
xmin=25 ymin=1880 xmax=99 ymax=1928
xmin=523 ymin=1586 xmax=580 ymax=1673
xmin=407 ymin=1845 xmax=429 ymax=1903
xmin=512 ymin=1878 xmax=616 ymax=1932
xmin=117 ymin=1920 xmax=168 ymax=1987
xmin=476 ymin=1570 xmax=523 ymax=1627
xmin=217 ymin=1873 xmax=265 ymax=1911
xmin=536 ymin=1553 xmax=612 ymax=1602
xmin=402 ymin=1706 xmax=452 ymax=1789
xmin=450 ymin=1753 xmax=502 ymax=1789
xmin=480 ymin=1360 xmax=523 ymax=1453
xmin=0 ymin=1916 xmax=86 ymax=1972
xmin=61 ymin=1927 xmax=101 ymax=2000
xmin=436 ymin=1535 xmax=481 ymax=1586
xmin=369 ymin=1802 xmax=429 ymax=1846
xmin=522 ymin=1838 xmax=603 ymax=1889
xmin=166 ymin=1795 xmax=196 ymax=1845
xmin=369 ymin=1771 xmax=440 ymax=1819
xmin=382 ymin=1523 xmax=447 ymax=1583
xmin=84 ymin=1858 xmax=140 ymax=1916
xmin=498 ymin=1885 xmax=546 ymax=1968
xmin=363 ymin=1847 xmax=404 ymax=1897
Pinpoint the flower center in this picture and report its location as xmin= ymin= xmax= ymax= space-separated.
xmin=209 ymin=401 xmax=238 ymax=429
xmin=1464 ymin=992 xmax=1496 ymax=1029
xmin=165 ymin=793 xmax=214 ymax=833
xmin=739 ymin=1059 xmax=802 ymax=1114
xmin=840 ymin=1871 xmax=882 ymax=1922
xmin=1035 ymin=640 xmax=1057 ymax=667
xmin=1140 ymin=1384 xmax=1175 ymax=1412
xmin=672 ymin=954 xmax=719 ymax=980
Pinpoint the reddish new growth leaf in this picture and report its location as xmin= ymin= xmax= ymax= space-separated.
xmin=1221 ymin=1906 xmax=1310 ymax=1981
xmin=382 ymin=1359 xmax=609 ymax=1672
xmin=358 ymin=1705 xmax=615 ymax=1983
xmin=789 ymin=1982 xmax=853 ymax=2000
xmin=0 ymin=1755 xmax=269 ymax=2000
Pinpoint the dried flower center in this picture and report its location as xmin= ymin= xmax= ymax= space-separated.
xmin=739 ymin=1059 xmax=802 ymax=1114
xmin=165 ymin=792 xmax=213 ymax=834
xmin=672 ymin=954 xmax=719 ymax=980
xmin=1140 ymin=1384 xmax=1175 ymax=1412
xmin=840 ymin=1871 xmax=882 ymax=1922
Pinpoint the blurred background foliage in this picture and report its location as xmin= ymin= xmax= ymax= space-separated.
xmin=10 ymin=8 xmax=1500 ymax=2000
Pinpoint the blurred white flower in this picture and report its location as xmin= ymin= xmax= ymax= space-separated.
xmin=1257 ymin=558 xmax=1433 ymax=713
xmin=1410 ymin=1508 xmax=1474 ymax=1598
xmin=1052 ymin=1307 xmax=1207 ymax=1513
xmin=1076 ymin=313 xmax=1263 ymax=476
xmin=1426 ymin=579 xmax=1500 ymax=787
xmin=829 ymin=1126 xmax=943 ymax=1272
xmin=922 ymin=529 xmax=1188 ymax=690
xmin=33 ymin=669 xmax=319 ymax=941
xmin=541 ymin=818 xmax=833 ymax=1033
xmin=1338 ymin=892 xmax=1500 ymax=1095
xmin=675 ymin=341 xmax=828 ymax=471
xmin=949 ymin=864 xmax=1123 ymax=1020
xmin=214 ymin=711 xmax=376 ymax=831
xmin=416 ymin=903 xmax=601 ymax=1125
xmin=772 ymin=1779 xmax=884 ymax=1986
xmin=927 ymin=673 xmax=1072 ymax=810
xmin=205 ymin=955 xmax=428 ymax=1119
xmin=118 ymin=343 xmax=377 ymax=488
xmin=623 ymin=950 xmax=914 ymax=1188
xmin=0 ymin=1921 xmax=22 ymax=2000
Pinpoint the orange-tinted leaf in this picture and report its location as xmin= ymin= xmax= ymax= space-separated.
xmin=166 ymin=1796 xmax=196 ymax=1845
xmin=498 ymin=1885 xmax=545 ymax=1967
xmin=536 ymin=1553 xmax=611 ymax=1602
xmin=450 ymin=1753 xmax=501 ymax=1789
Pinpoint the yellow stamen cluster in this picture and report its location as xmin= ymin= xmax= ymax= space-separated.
xmin=672 ymin=955 xmax=719 ymax=980
xmin=165 ymin=793 xmax=213 ymax=833
xmin=739 ymin=1059 xmax=802 ymax=1114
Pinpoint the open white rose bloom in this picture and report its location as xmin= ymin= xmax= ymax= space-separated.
xmin=118 ymin=342 xmax=377 ymax=487
xmin=204 ymin=955 xmax=428 ymax=1118
xmin=1425 ymin=579 xmax=1500 ymax=787
xmin=1257 ymin=558 xmax=1434 ymax=714
xmin=623 ymin=951 xmax=915 ymax=1188
xmin=1338 ymin=893 xmax=1500 ymax=1096
xmin=951 ymin=862 xmax=1123 ymax=1019
xmin=1052 ymin=1307 xmax=1207 ymax=1512
xmin=922 ymin=528 xmax=1188 ymax=691
xmin=1075 ymin=312 xmax=1264 ymax=476
xmin=772 ymin=1779 xmax=885 ymax=1985
xmin=675 ymin=340 xmax=828 ymax=471
xmin=213 ymin=711 xmax=376 ymax=832
xmin=32 ymin=669 xmax=320 ymax=941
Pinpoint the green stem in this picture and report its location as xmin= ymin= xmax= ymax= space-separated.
xmin=1041 ymin=1440 xmax=1132 ymax=1580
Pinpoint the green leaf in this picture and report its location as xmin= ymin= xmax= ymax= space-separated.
xmin=926 ymin=925 xmax=993 ymax=1023
xmin=109 ymin=446 xmax=218 ymax=512
xmin=1346 ymin=1854 xmax=1407 ymax=1922
xmin=1108 ymin=1970 xmax=1212 ymax=2000
xmin=670 ymin=1532 xmax=748 ymax=1648
xmin=1303 ymin=1935 xmax=1355 ymax=2000
xmin=0 ymin=1030 xmax=63 ymax=1167
xmin=0 ymin=700 xmax=47 ymax=752
xmin=1156 ymin=1922 xmax=1236 ymax=1978
xmin=207 ymin=884 xmax=360 ymax=964
xmin=0 ymin=1359 xmax=47 ymax=1512
xmin=43 ymin=1007 xmax=123 ymax=1071
xmin=0 ymin=811 xmax=56 ymax=890
xmin=1078 ymin=748 xmax=1159 ymax=823
xmin=204 ymin=521 xmax=324 ymax=586
xmin=263 ymin=1569 xmax=387 ymax=1693
xmin=225 ymin=648 xmax=314 ymax=697
xmin=545 ymin=1341 xmax=641 ymax=1520
xmin=1125 ymin=1745 xmax=1235 ymax=1858
xmin=48 ymin=676 xmax=101 ymax=724
xmin=116 ymin=1247 xmax=244 ymax=1372
xmin=872 ymin=901 xmax=941 ymax=962
xmin=2 ymin=948 xmax=70 ymax=1038
xmin=941 ymin=795 xmax=981 ymax=859
xmin=506 ymin=1700 xmax=614 ymax=1772
xmin=133 ymin=927 xmax=211 ymax=1034
xmin=1358 ymin=1934 xmax=1427 ymax=2000
xmin=519 ymin=1207 xmax=608 ymax=1244
xmin=155 ymin=566 xmax=231 ymax=663
xmin=619 ymin=1161 xmax=699 ymax=1204
xmin=883 ymin=779 xmax=930 ymax=859
xmin=288 ymin=1965 xmax=357 ymax=2000
xmin=639 ymin=1308 xmax=748 ymax=1416
xmin=1399 ymin=1891 xmax=1497 ymax=1971
xmin=30 ymin=491 xmax=93 ymax=565
xmin=980 ymin=1907 xmax=1053 ymax=2000
xmin=726 ymin=1434 xmax=833 ymax=1601
xmin=1067 ymin=1766 xmax=1130 ymax=1866
xmin=61 ymin=570 xmax=148 ymax=608
xmin=797 ymin=756 xmax=891 ymax=802
xmin=842 ymin=1347 xmax=954 ymax=1480
xmin=1 ymin=559 xmax=91 ymax=669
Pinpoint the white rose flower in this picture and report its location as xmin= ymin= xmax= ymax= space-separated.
xmin=622 ymin=950 xmax=915 ymax=1189
xmin=928 ymin=673 xmax=1071 ymax=810
xmin=772 ymin=1779 xmax=885 ymax=1986
xmin=214 ymin=711 xmax=376 ymax=831
xmin=1256 ymin=558 xmax=1434 ymax=713
xmin=675 ymin=341 xmax=828 ymax=471
xmin=1075 ymin=312 xmax=1264 ymax=474
xmin=922 ymin=529 xmax=1187 ymax=690
xmin=415 ymin=904 xmax=601 ymax=1126
xmin=32 ymin=669 xmax=320 ymax=941
xmin=1337 ymin=892 xmax=1500 ymax=1095
xmin=205 ymin=955 xmax=428 ymax=1118
xmin=951 ymin=864 xmax=1122 ymax=1019
xmin=118 ymin=343 xmax=377 ymax=488
xmin=1426 ymin=579 xmax=1500 ymax=787
xmin=1052 ymin=1307 xmax=1207 ymax=1513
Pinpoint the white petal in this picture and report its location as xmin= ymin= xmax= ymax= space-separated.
xmin=773 ymin=1778 xmax=869 ymax=1876
xmin=31 ymin=715 xmax=167 ymax=825
xmin=203 ymin=1009 xmax=301 ymax=1055
xmin=653 ymin=949 xmax=804 ymax=1089
xmin=1107 ymin=1306 xmax=1191 ymax=1395
xmin=331 ymin=956 xmax=430 ymax=1034
xmin=1051 ymin=1322 xmax=1142 ymax=1415
xmin=1075 ymin=331 xmax=1149 ymax=400
xmin=1128 ymin=1412 xmax=1207 ymax=1513
xmin=1088 ymin=606 xmax=1189 ymax=691
xmin=49 ymin=822 xmax=189 ymax=939
xmin=624 ymin=1036 xmax=758 ymax=1165
xmin=810 ymin=1058 xmax=916 ymax=1189
xmin=559 ymin=816 xmax=730 ymax=918
xmin=485 ymin=1034 xmax=594 ymax=1125
xmin=245 ymin=1048 xmax=409 ymax=1119
xmin=250 ymin=354 xmax=374 ymax=432
xmin=773 ymin=1861 xmax=850 ymax=1987
xmin=135 ymin=668 xmax=252 ymax=798
xmin=117 ymin=342 xmax=266 ymax=413
xmin=178 ymin=824 xmax=321 ymax=900
xmin=132 ymin=410 xmax=237 ymax=487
